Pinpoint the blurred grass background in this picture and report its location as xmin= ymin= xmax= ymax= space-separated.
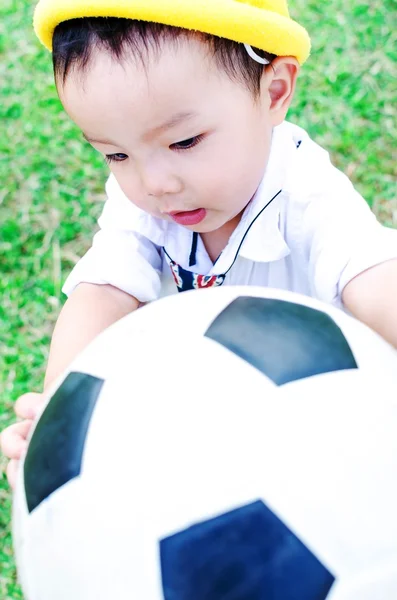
xmin=0 ymin=0 xmax=396 ymax=597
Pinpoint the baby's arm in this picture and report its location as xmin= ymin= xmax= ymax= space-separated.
xmin=342 ymin=258 xmax=397 ymax=349
xmin=1 ymin=282 xmax=139 ymax=488
xmin=44 ymin=282 xmax=139 ymax=388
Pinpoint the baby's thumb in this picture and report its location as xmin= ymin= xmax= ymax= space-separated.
xmin=14 ymin=393 xmax=45 ymax=420
xmin=6 ymin=459 xmax=19 ymax=490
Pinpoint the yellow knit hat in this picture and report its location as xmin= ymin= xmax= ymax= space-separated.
xmin=34 ymin=0 xmax=311 ymax=64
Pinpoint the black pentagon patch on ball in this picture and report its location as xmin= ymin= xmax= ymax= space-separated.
xmin=24 ymin=372 xmax=104 ymax=514
xmin=205 ymin=297 xmax=357 ymax=385
xmin=160 ymin=500 xmax=335 ymax=599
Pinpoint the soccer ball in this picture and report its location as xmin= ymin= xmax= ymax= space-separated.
xmin=13 ymin=287 xmax=397 ymax=600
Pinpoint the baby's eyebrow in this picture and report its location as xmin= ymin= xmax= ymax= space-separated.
xmin=82 ymin=133 xmax=119 ymax=145
xmin=148 ymin=111 xmax=198 ymax=134
xmin=82 ymin=111 xmax=199 ymax=146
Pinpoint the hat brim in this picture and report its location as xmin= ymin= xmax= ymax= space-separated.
xmin=34 ymin=0 xmax=310 ymax=64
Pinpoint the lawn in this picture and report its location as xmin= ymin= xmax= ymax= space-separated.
xmin=0 ymin=0 xmax=396 ymax=597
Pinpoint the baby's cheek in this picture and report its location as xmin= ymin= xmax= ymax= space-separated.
xmin=115 ymin=176 xmax=145 ymax=209
xmin=127 ymin=194 xmax=165 ymax=221
xmin=114 ymin=173 xmax=134 ymax=198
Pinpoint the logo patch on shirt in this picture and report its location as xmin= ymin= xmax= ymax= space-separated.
xmin=169 ymin=260 xmax=225 ymax=293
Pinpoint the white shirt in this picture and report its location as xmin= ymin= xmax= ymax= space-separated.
xmin=63 ymin=121 xmax=397 ymax=308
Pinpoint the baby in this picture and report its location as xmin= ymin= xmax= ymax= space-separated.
xmin=2 ymin=0 xmax=397 ymax=486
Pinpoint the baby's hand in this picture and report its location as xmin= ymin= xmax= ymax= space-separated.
xmin=0 ymin=393 xmax=44 ymax=489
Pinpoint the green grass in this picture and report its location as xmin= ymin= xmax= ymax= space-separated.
xmin=0 ymin=0 xmax=396 ymax=597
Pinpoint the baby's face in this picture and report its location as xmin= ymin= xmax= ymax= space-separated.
xmin=59 ymin=37 xmax=280 ymax=233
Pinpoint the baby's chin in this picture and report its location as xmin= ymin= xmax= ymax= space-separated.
xmin=188 ymin=211 xmax=244 ymax=235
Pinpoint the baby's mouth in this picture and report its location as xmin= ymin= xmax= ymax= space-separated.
xmin=168 ymin=208 xmax=207 ymax=226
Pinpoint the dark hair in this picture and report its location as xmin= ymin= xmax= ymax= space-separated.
xmin=52 ymin=17 xmax=275 ymax=98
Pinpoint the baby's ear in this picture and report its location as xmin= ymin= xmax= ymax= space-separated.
xmin=265 ymin=57 xmax=300 ymax=125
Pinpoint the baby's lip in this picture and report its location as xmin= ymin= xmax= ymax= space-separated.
xmin=168 ymin=209 xmax=196 ymax=215
xmin=167 ymin=208 xmax=207 ymax=226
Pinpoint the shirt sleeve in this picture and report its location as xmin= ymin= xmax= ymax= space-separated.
xmin=62 ymin=178 xmax=163 ymax=303
xmin=291 ymin=146 xmax=397 ymax=308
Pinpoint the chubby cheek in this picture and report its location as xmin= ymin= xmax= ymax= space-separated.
xmin=201 ymin=141 xmax=269 ymax=213
xmin=112 ymin=171 xmax=158 ymax=216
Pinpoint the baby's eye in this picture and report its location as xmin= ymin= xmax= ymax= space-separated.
xmin=105 ymin=153 xmax=128 ymax=164
xmin=171 ymin=134 xmax=204 ymax=151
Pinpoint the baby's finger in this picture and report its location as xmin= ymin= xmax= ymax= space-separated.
xmin=0 ymin=421 xmax=31 ymax=459
xmin=14 ymin=392 xmax=44 ymax=419
xmin=6 ymin=459 xmax=19 ymax=490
